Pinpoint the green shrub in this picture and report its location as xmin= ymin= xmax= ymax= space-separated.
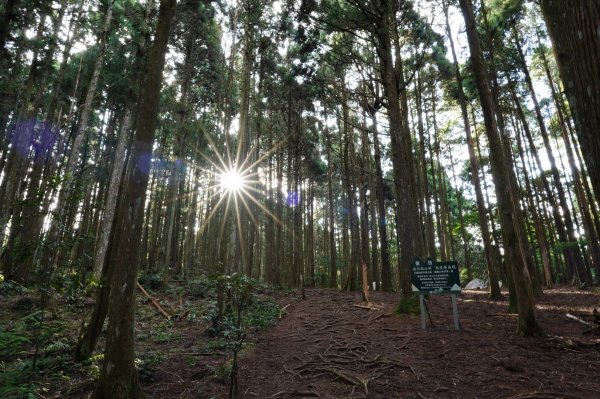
xmin=186 ymin=276 xmax=217 ymax=299
xmin=0 ymin=329 xmax=31 ymax=361
xmin=138 ymin=273 xmax=163 ymax=290
xmin=243 ymin=299 xmax=279 ymax=328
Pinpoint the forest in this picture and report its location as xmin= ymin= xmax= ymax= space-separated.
xmin=0 ymin=0 xmax=599 ymax=398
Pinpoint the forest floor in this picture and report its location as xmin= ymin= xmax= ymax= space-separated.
xmin=1 ymin=282 xmax=599 ymax=398
xmin=238 ymin=288 xmax=600 ymax=399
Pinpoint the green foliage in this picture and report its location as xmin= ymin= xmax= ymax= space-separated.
xmin=186 ymin=276 xmax=218 ymax=299
xmin=0 ymin=379 xmax=38 ymax=399
xmin=77 ymin=353 xmax=104 ymax=380
xmin=57 ymin=271 xmax=86 ymax=303
xmin=215 ymin=358 xmax=234 ymax=383
xmin=135 ymin=352 xmax=164 ymax=382
xmin=150 ymin=320 xmax=183 ymax=344
xmin=138 ymin=273 xmax=163 ymax=290
xmin=0 ymin=329 xmax=31 ymax=360
xmin=242 ymin=298 xmax=279 ymax=329
xmin=0 ymin=302 xmax=74 ymax=398
xmin=0 ymin=280 xmax=28 ymax=296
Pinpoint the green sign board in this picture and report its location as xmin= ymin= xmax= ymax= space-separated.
xmin=411 ymin=257 xmax=461 ymax=294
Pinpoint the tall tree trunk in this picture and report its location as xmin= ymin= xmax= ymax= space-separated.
xmin=535 ymin=37 xmax=600 ymax=282
xmin=93 ymin=0 xmax=177 ymax=397
xmin=43 ymin=1 xmax=114 ymax=271
xmin=431 ymin=91 xmax=449 ymax=260
xmin=511 ymin=113 xmax=554 ymax=287
xmin=92 ymin=109 xmax=131 ymax=280
xmin=325 ymin=131 xmax=338 ymax=288
xmin=513 ymin=32 xmax=589 ymax=285
xmin=370 ymin=111 xmax=392 ymax=291
xmin=361 ymin=112 xmax=380 ymax=290
xmin=375 ymin=0 xmax=422 ymax=301
xmin=539 ymin=1 xmax=600 ymax=207
xmin=358 ymin=123 xmax=371 ymax=292
xmin=448 ymin=149 xmax=472 ymax=280
xmin=415 ymin=74 xmax=436 ymax=258
xmin=0 ymin=12 xmax=48 ymax=260
xmin=339 ymin=89 xmax=359 ymax=291
xmin=509 ymin=83 xmax=586 ymax=285
xmin=459 ymin=0 xmax=542 ymax=336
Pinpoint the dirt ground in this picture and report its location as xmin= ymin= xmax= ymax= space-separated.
xmin=3 ymin=286 xmax=600 ymax=398
xmin=237 ymin=288 xmax=600 ymax=399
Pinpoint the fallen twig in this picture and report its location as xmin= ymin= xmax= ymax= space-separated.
xmin=352 ymin=304 xmax=381 ymax=311
xmin=181 ymin=352 xmax=225 ymax=356
xmin=487 ymin=313 xmax=518 ymax=317
xmin=505 ymin=391 xmax=582 ymax=399
xmin=137 ymin=282 xmax=170 ymax=319
xmin=279 ymin=304 xmax=290 ymax=318
xmin=369 ymin=313 xmax=392 ymax=322
xmin=566 ymin=313 xmax=595 ymax=328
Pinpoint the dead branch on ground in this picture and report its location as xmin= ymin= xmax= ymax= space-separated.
xmin=137 ymin=282 xmax=170 ymax=319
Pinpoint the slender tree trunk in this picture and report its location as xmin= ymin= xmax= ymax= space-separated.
xmin=431 ymin=92 xmax=449 ymax=260
xmin=0 ymin=12 xmax=48 ymax=259
xmin=375 ymin=0 xmax=422 ymax=301
xmin=325 ymin=131 xmax=338 ymax=288
xmin=45 ymin=1 xmax=85 ymax=123
xmin=339 ymin=90 xmax=359 ymax=291
xmin=361 ymin=112 xmax=380 ymax=290
xmin=416 ymin=74 xmax=436 ymax=258
xmin=43 ymin=1 xmax=114 ymax=270
xmin=93 ymin=0 xmax=177 ymax=397
xmin=509 ymin=84 xmax=585 ymax=285
xmin=92 ymin=109 xmax=131 ymax=280
xmin=448 ymin=149 xmax=472 ymax=280
xmin=370 ymin=112 xmax=392 ymax=291
xmin=459 ymin=0 xmax=542 ymax=336
xmin=512 ymin=114 xmax=554 ymax=287
xmin=359 ymin=124 xmax=371 ymax=291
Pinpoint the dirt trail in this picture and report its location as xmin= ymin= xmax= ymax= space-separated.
xmin=239 ymin=288 xmax=600 ymax=399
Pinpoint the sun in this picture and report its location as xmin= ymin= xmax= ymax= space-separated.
xmin=219 ymin=167 xmax=248 ymax=194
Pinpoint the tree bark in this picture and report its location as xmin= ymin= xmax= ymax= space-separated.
xmin=325 ymin=131 xmax=338 ymax=288
xmin=370 ymin=112 xmax=392 ymax=291
xmin=459 ymin=0 xmax=542 ymax=336
xmin=92 ymin=109 xmax=131 ymax=280
xmin=93 ymin=0 xmax=177 ymax=397
xmin=375 ymin=0 xmax=422 ymax=301
xmin=43 ymin=1 xmax=114 ymax=271
xmin=539 ymin=1 xmax=600 ymax=207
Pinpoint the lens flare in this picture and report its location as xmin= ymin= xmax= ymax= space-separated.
xmin=219 ymin=167 xmax=248 ymax=194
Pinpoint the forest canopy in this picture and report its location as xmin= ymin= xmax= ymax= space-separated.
xmin=1 ymin=0 xmax=599 ymax=396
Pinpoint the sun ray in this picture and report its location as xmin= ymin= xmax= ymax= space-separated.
xmin=186 ymin=123 xmax=302 ymax=276
xmin=239 ymin=186 xmax=287 ymax=229
xmin=218 ymin=193 xmax=233 ymax=250
xmin=243 ymin=137 xmax=289 ymax=172
xmin=237 ymin=192 xmax=259 ymax=226
xmin=233 ymin=193 xmax=250 ymax=269
xmin=195 ymin=192 xmax=228 ymax=236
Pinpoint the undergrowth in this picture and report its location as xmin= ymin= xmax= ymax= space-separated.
xmin=0 ymin=274 xmax=283 ymax=398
